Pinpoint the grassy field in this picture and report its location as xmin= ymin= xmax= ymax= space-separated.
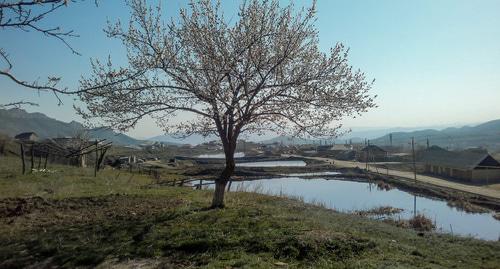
xmin=1 ymin=156 xmax=499 ymax=268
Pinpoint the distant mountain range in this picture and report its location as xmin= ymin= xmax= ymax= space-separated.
xmin=149 ymin=134 xmax=213 ymax=145
xmin=0 ymin=108 xmax=142 ymax=145
xmin=258 ymin=126 xmax=457 ymax=145
xmin=2 ymin=108 xmax=499 ymax=150
xmin=370 ymin=120 xmax=500 ymax=151
xmin=258 ymin=121 xmax=500 ymax=151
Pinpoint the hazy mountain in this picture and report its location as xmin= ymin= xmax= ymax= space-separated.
xmin=87 ymin=128 xmax=143 ymax=146
xmin=149 ymin=134 xmax=213 ymax=145
xmin=149 ymin=132 xmax=280 ymax=145
xmin=370 ymin=120 xmax=500 ymax=150
xmin=260 ymin=135 xmax=320 ymax=145
xmin=258 ymin=126 xmax=456 ymax=145
xmin=0 ymin=108 xmax=142 ymax=145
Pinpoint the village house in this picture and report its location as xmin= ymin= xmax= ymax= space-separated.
xmin=316 ymin=145 xmax=332 ymax=152
xmin=420 ymin=146 xmax=500 ymax=182
xmin=315 ymin=143 xmax=356 ymax=160
xmin=330 ymin=144 xmax=356 ymax=160
xmin=357 ymin=145 xmax=387 ymax=162
xmin=14 ymin=132 xmax=39 ymax=142
xmin=330 ymin=144 xmax=353 ymax=152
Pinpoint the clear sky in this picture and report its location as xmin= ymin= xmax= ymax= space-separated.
xmin=1 ymin=0 xmax=499 ymax=139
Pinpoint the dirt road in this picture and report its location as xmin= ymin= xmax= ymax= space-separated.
xmin=290 ymin=155 xmax=500 ymax=200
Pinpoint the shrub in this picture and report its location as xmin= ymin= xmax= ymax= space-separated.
xmin=409 ymin=214 xmax=435 ymax=231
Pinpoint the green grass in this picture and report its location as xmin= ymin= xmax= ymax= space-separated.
xmin=0 ymin=156 xmax=184 ymax=199
xmin=0 ymin=157 xmax=499 ymax=268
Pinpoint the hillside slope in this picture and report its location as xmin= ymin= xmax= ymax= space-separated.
xmin=0 ymin=108 xmax=141 ymax=145
xmin=371 ymin=119 xmax=500 ymax=150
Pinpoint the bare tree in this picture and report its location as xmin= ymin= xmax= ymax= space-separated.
xmin=0 ymin=0 xmax=94 ymax=107
xmin=77 ymin=0 xmax=376 ymax=208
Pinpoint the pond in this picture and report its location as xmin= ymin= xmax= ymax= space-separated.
xmin=280 ymin=171 xmax=341 ymax=177
xmin=237 ymin=160 xmax=307 ymax=167
xmin=209 ymin=177 xmax=500 ymax=240
xmin=197 ymin=152 xmax=245 ymax=158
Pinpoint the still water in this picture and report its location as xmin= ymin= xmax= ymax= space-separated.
xmin=223 ymin=177 xmax=500 ymax=240
xmin=197 ymin=152 xmax=245 ymax=158
xmin=237 ymin=160 xmax=307 ymax=167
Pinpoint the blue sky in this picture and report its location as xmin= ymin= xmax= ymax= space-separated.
xmin=1 ymin=0 xmax=499 ymax=138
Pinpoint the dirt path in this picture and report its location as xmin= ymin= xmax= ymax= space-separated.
xmin=288 ymin=155 xmax=500 ymax=200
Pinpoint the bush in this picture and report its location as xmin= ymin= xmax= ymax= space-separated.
xmin=409 ymin=214 xmax=435 ymax=231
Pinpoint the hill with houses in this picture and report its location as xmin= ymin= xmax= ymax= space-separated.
xmin=0 ymin=108 xmax=141 ymax=146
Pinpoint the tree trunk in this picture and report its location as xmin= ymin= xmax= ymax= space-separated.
xmin=212 ymin=180 xmax=228 ymax=208
xmin=211 ymin=157 xmax=235 ymax=209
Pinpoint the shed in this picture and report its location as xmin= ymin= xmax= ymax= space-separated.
xmin=420 ymin=147 xmax=500 ymax=182
xmin=14 ymin=132 xmax=39 ymax=142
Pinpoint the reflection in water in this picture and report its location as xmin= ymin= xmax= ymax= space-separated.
xmin=212 ymin=177 xmax=500 ymax=240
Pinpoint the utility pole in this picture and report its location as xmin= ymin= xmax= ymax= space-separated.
xmin=94 ymin=140 xmax=98 ymax=177
xmin=365 ymin=150 xmax=368 ymax=171
xmin=411 ymin=137 xmax=417 ymax=217
xmin=365 ymin=146 xmax=370 ymax=171
xmin=389 ymin=133 xmax=393 ymax=147
xmin=411 ymin=137 xmax=417 ymax=181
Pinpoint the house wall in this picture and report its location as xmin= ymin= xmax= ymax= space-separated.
xmin=450 ymin=169 xmax=472 ymax=180
xmin=424 ymin=163 xmax=473 ymax=180
xmin=424 ymin=164 xmax=430 ymax=172
xmin=432 ymin=165 xmax=440 ymax=174
xmin=471 ymin=170 xmax=500 ymax=181
xmin=357 ymin=151 xmax=387 ymax=162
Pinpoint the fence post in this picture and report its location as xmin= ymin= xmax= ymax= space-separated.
xmin=30 ymin=144 xmax=34 ymax=173
xmin=20 ymin=143 xmax=25 ymax=175
xmin=44 ymin=153 xmax=48 ymax=169
xmin=37 ymin=152 xmax=42 ymax=169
